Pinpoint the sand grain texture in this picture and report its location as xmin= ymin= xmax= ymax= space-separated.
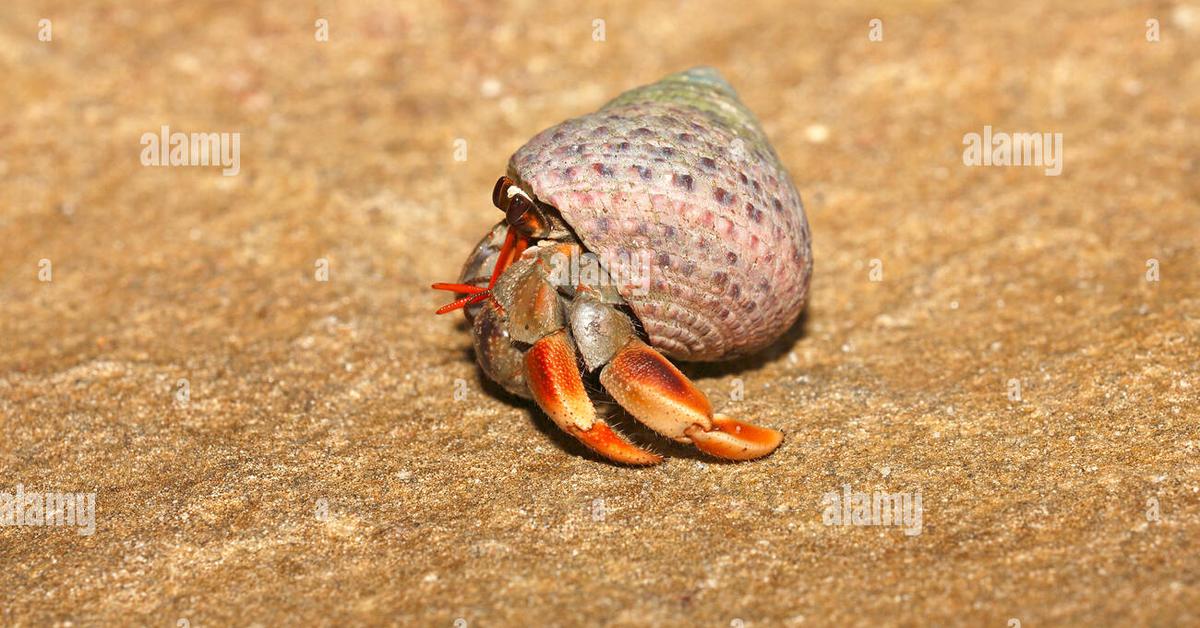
xmin=1 ymin=1 xmax=1198 ymax=626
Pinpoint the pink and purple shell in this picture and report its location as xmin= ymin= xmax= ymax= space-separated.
xmin=508 ymin=67 xmax=812 ymax=361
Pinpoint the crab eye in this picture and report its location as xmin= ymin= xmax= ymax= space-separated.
xmin=492 ymin=176 xmax=513 ymax=210
xmin=507 ymin=187 xmax=551 ymax=236
xmin=492 ymin=176 xmax=547 ymax=237
xmin=505 ymin=192 xmax=537 ymax=230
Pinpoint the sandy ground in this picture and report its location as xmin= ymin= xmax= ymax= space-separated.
xmin=1 ymin=0 xmax=1198 ymax=625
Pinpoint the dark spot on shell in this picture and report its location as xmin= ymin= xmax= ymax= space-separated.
xmin=758 ymin=280 xmax=771 ymax=294
xmin=713 ymin=187 xmax=734 ymax=205
xmin=738 ymin=173 xmax=749 ymax=184
xmin=618 ymin=142 xmax=631 ymax=151
xmin=672 ymin=173 xmax=694 ymax=191
xmin=678 ymin=132 xmax=694 ymax=142
xmin=746 ymin=301 xmax=757 ymax=312
xmin=562 ymin=166 xmax=577 ymax=179
xmin=773 ymin=197 xmax=784 ymax=212
xmin=700 ymin=157 xmax=716 ymax=170
xmin=592 ymin=163 xmax=613 ymax=176
xmin=552 ymin=130 xmax=565 ymax=141
xmin=753 ymin=180 xmax=762 ymax=193
xmin=690 ymin=122 xmax=704 ymax=132
xmin=656 ymin=252 xmax=670 ymax=267
xmin=634 ymin=127 xmax=653 ymax=137
xmin=712 ymin=271 xmax=729 ymax=287
xmin=634 ymin=165 xmax=652 ymax=180
xmin=730 ymin=284 xmax=741 ymax=299
xmin=595 ymin=217 xmax=610 ymax=232
xmin=680 ymin=261 xmax=696 ymax=276
xmin=592 ymin=125 xmax=609 ymax=136
xmin=659 ymin=146 xmax=675 ymax=157
xmin=663 ymin=225 xmax=676 ymax=238
xmin=745 ymin=202 xmax=763 ymax=223
xmin=726 ymin=252 xmax=738 ymax=264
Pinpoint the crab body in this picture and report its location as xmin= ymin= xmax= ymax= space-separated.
xmin=434 ymin=68 xmax=811 ymax=464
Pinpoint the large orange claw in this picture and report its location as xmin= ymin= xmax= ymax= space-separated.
xmin=686 ymin=415 xmax=784 ymax=461
xmin=600 ymin=339 xmax=783 ymax=461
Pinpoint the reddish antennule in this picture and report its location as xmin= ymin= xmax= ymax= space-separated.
xmin=430 ymin=283 xmax=490 ymax=314
xmin=432 ymin=177 xmax=532 ymax=314
xmin=431 ymin=231 xmax=530 ymax=314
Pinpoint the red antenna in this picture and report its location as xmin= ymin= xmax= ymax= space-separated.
xmin=432 ymin=220 xmax=528 ymax=315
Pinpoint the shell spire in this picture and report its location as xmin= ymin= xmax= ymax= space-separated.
xmin=509 ymin=68 xmax=812 ymax=361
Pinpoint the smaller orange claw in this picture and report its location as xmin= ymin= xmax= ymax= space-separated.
xmin=685 ymin=415 xmax=784 ymax=461
xmin=599 ymin=339 xmax=783 ymax=461
xmin=524 ymin=331 xmax=662 ymax=465
xmin=566 ymin=422 xmax=663 ymax=466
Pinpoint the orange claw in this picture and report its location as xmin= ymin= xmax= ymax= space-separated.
xmin=600 ymin=339 xmax=783 ymax=461
xmin=566 ymin=421 xmax=662 ymax=466
xmin=686 ymin=415 xmax=784 ymax=461
xmin=525 ymin=331 xmax=661 ymax=465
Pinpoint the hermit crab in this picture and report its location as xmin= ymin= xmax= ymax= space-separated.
xmin=434 ymin=68 xmax=812 ymax=464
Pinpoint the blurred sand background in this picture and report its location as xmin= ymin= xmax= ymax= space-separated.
xmin=1 ymin=0 xmax=1198 ymax=625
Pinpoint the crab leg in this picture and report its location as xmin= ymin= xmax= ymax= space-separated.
xmin=487 ymin=229 xmax=527 ymax=288
xmin=599 ymin=339 xmax=783 ymax=460
xmin=524 ymin=331 xmax=662 ymax=465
